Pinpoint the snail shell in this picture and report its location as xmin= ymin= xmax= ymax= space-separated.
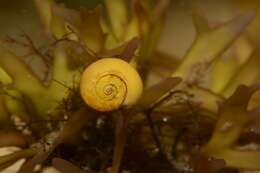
xmin=80 ymin=58 xmax=143 ymax=112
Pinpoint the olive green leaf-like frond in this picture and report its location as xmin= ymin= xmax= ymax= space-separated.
xmin=0 ymin=46 xmax=80 ymax=118
xmin=202 ymin=84 xmax=260 ymax=170
xmin=172 ymin=11 xmax=255 ymax=85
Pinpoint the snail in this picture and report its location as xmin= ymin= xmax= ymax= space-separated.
xmin=80 ymin=58 xmax=143 ymax=112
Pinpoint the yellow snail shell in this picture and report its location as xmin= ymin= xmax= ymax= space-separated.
xmin=80 ymin=58 xmax=143 ymax=112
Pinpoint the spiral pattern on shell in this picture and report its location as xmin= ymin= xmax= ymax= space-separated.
xmin=80 ymin=58 xmax=143 ymax=112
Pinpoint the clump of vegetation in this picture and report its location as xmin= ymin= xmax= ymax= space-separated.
xmin=0 ymin=0 xmax=260 ymax=173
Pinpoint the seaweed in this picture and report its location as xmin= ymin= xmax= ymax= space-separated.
xmin=0 ymin=0 xmax=259 ymax=173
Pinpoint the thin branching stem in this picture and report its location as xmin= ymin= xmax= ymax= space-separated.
xmin=110 ymin=109 xmax=130 ymax=173
xmin=142 ymin=90 xmax=194 ymax=171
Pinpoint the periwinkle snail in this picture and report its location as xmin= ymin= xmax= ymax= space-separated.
xmin=80 ymin=58 xmax=143 ymax=112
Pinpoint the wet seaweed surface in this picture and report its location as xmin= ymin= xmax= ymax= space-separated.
xmin=0 ymin=0 xmax=260 ymax=173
